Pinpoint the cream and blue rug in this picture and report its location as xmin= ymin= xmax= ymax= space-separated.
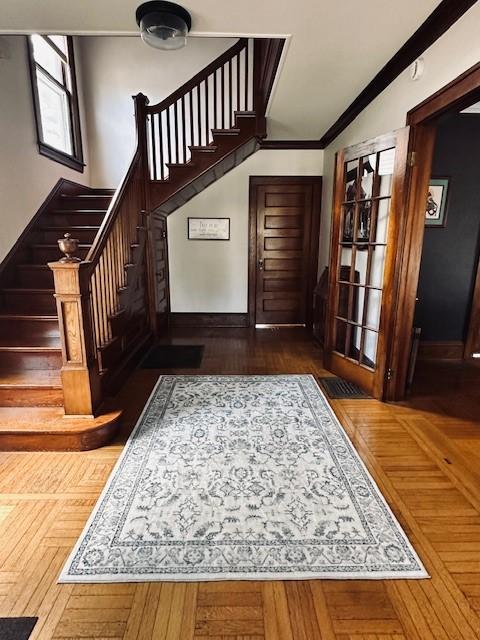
xmin=60 ymin=375 xmax=427 ymax=582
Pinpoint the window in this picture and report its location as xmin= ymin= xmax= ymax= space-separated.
xmin=27 ymin=35 xmax=84 ymax=171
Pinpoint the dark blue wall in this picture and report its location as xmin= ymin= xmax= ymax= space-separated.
xmin=415 ymin=114 xmax=480 ymax=342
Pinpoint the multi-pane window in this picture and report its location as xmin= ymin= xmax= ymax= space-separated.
xmin=27 ymin=35 xmax=84 ymax=171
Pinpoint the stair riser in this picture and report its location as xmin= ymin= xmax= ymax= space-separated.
xmin=0 ymin=387 xmax=63 ymax=407
xmin=0 ymin=350 xmax=62 ymax=370
xmin=36 ymin=229 xmax=99 ymax=244
xmin=30 ymin=246 xmax=89 ymax=263
xmin=3 ymin=293 xmax=56 ymax=314
xmin=50 ymin=213 xmax=106 ymax=227
xmin=16 ymin=269 xmax=54 ymax=288
xmin=0 ymin=318 xmax=59 ymax=340
xmin=58 ymin=197 xmax=111 ymax=210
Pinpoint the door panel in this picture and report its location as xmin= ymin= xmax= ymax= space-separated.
xmin=324 ymin=128 xmax=410 ymax=399
xmin=250 ymin=178 xmax=322 ymax=326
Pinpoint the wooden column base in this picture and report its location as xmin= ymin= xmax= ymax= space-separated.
xmin=0 ymin=406 xmax=122 ymax=451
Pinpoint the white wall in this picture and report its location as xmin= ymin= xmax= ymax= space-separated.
xmin=0 ymin=35 xmax=90 ymax=262
xmin=79 ymin=36 xmax=235 ymax=188
xmin=319 ymin=2 xmax=480 ymax=273
xmin=167 ymin=149 xmax=323 ymax=313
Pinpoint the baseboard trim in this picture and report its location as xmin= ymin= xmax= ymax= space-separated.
xmin=169 ymin=313 xmax=249 ymax=328
xmin=418 ymin=340 xmax=464 ymax=360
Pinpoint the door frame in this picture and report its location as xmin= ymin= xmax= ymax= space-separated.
xmin=248 ymin=176 xmax=322 ymax=328
xmin=387 ymin=61 xmax=480 ymax=400
xmin=464 ymin=254 xmax=480 ymax=358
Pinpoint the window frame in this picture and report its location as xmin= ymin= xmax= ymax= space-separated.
xmin=27 ymin=35 xmax=84 ymax=172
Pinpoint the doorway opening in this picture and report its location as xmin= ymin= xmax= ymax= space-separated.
xmin=323 ymin=62 xmax=480 ymax=401
xmin=387 ymin=62 xmax=480 ymax=402
xmin=407 ymin=107 xmax=480 ymax=401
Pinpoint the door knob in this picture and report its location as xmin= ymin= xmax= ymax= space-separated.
xmin=258 ymin=259 xmax=264 ymax=271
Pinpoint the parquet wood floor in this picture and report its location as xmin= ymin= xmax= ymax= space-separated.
xmin=1 ymin=328 xmax=479 ymax=639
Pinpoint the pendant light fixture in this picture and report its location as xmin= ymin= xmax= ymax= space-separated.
xmin=136 ymin=1 xmax=192 ymax=51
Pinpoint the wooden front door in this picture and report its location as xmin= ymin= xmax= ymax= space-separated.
xmin=324 ymin=128 xmax=410 ymax=399
xmin=249 ymin=177 xmax=321 ymax=326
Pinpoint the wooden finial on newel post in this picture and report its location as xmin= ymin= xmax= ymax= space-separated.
xmin=58 ymin=233 xmax=81 ymax=263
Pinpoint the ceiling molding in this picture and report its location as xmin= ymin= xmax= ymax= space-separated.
xmin=259 ymin=140 xmax=324 ymax=150
xmin=318 ymin=0 xmax=478 ymax=148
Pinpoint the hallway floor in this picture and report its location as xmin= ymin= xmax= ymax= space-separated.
xmin=1 ymin=328 xmax=480 ymax=639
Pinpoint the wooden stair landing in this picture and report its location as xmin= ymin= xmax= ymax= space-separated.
xmin=0 ymin=406 xmax=122 ymax=451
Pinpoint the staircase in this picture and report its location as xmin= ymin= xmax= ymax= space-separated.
xmin=0 ymin=37 xmax=285 ymax=450
xmin=0 ymin=185 xmax=124 ymax=449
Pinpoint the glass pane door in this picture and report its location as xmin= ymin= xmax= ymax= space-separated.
xmin=325 ymin=128 xmax=410 ymax=399
xmin=334 ymin=148 xmax=395 ymax=369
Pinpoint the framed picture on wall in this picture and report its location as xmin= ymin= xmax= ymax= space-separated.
xmin=425 ymin=177 xmax=449 ymax=227
xmin=188 ymin=217 xmax=230 ymax=240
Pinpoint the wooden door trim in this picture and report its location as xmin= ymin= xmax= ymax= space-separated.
xmin=387 ymin=61 xmax=480 ymax=399
xmin=324 ymin=129 xmax=410 ymax=399
xmin=248 ymin=176 xmax=322 ymax=328
xmin=464 ymin=247 xmax=480 ymax=358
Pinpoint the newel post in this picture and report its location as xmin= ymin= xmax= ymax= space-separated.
xmin=48 ymin=235 xmax=101 ymax=417
xmin=133 ymin=92 xmax=159 ymax=336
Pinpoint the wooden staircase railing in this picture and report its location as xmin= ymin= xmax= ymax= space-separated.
xmin=48 ymin=37 xmax=284 ymax=417
xmin=146 ymin=39 xmax=253 ymax=181
xmin=48 ymin=105 xmax=153 ymax=416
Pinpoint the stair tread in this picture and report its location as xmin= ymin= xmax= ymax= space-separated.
xmin=0 ymin=338 xmax=60 ymax=349
xmin=50 ymin=209 xmax=108 ymax=214
xmin=212 ymin=128 xmax=241 ymax=134
xmin=31 ymin=243 xmax=92 ymax=248
xmin=39 ymin=225 xmax=101 ymax=230
xmin=0 ymin=314 xmax=57 ymax=320
xmin=190 ymin=145 xmax=218 ymax=152
xmin=0 ymin=369 xmax=61 ymax=388
xmin=0 ymin=406 xmax=121 ymax=433
xmin=2 ymin=288 xmax=54 ymax=293
xmin=165 ymin=162 xmax=195 ymax=169
xmin=17 ymin=264 xmax=51 ymax=270
xmin=61 ymin=194 xmax=111 ymax=198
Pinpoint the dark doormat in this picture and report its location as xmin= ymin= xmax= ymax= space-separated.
xmin=0 ymin=618 xmax=37 ymax=640
xmin=319 ymin=376 xmax=370 ymax=399
xmin=141 ymin=345 xmax=205 ymax=369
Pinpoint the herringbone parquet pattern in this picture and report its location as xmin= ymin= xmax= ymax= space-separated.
xmin=0 ymin=328 xmax=479 ymax=639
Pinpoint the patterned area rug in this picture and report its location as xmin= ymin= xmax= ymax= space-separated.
xmin=60 ymin=375 xmax=428 ymax=582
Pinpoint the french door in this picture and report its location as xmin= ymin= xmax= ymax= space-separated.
xmin=324 ymin=128 xmax=410 ymax=399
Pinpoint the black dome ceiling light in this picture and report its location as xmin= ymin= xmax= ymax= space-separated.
xmin=136 ymin=1 xmax=192 ymax=51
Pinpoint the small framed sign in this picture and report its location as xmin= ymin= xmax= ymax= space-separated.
xmin=425 ymin=177 xmax=449 ymax=227
xmin=188 ymin=217 xmax=230 ymax=241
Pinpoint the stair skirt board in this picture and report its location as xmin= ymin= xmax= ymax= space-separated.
xmin=153 ymin=138 xmax=259 ymax=217
xmin=168 ymin=313 xmax=249 ymax=328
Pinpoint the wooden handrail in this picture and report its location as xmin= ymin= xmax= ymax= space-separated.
xmin=147 ymin=39 xmax=247 ymax=114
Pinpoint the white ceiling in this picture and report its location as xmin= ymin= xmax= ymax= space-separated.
xmin=0 ymin=0 xmax=442 ymax=139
